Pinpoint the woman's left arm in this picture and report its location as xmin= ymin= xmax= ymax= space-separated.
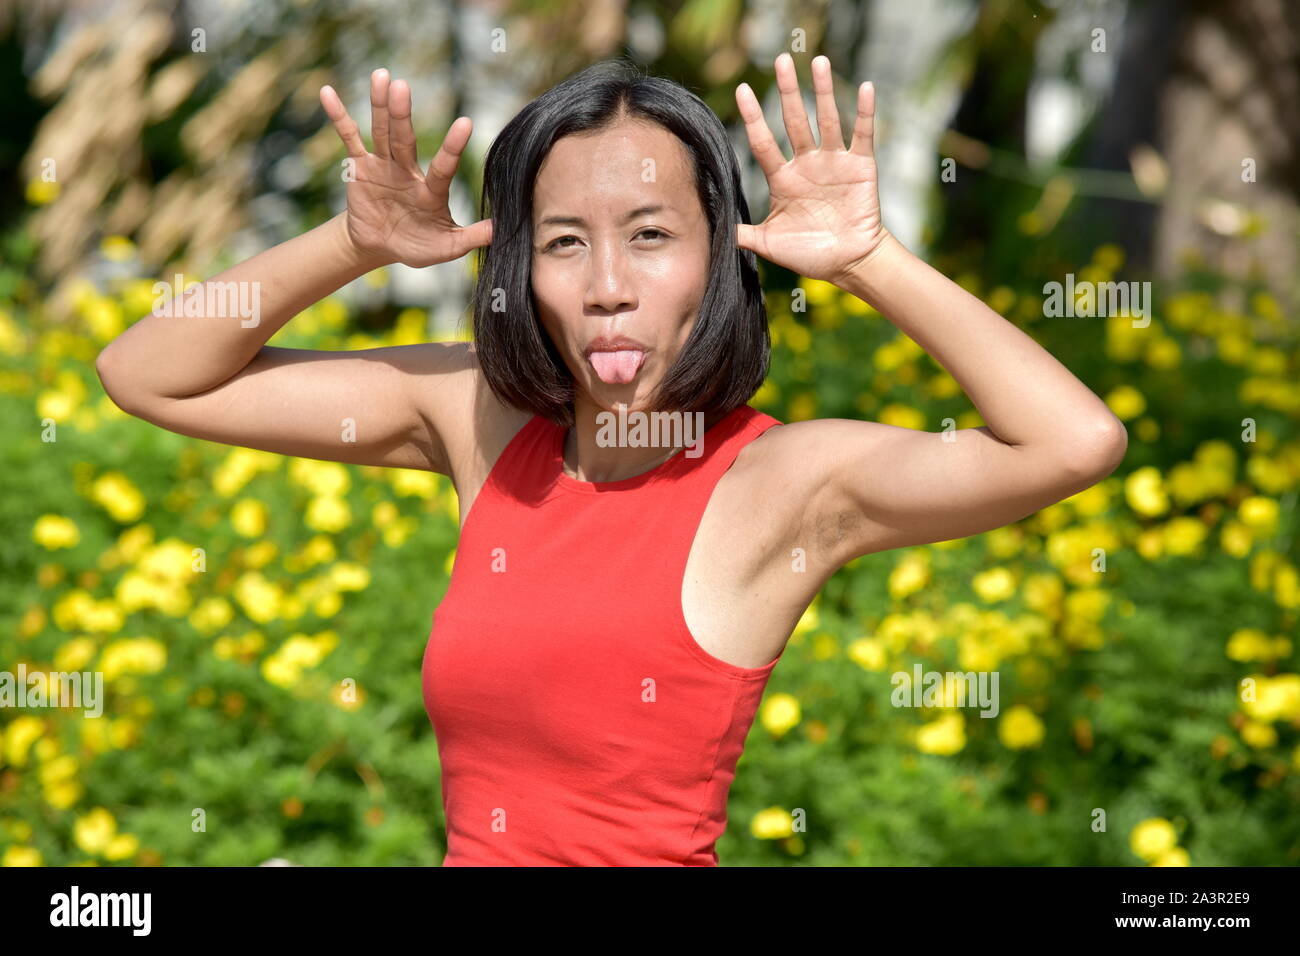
xmin=736 ymin=54 xmax=1127 ymax=569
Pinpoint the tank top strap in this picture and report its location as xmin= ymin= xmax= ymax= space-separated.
xmin=647 ymin=404 xmax=783 ymax=604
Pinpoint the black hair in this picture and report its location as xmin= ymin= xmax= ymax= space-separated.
xmin=469 ymin=57 xmax=770 ymax=428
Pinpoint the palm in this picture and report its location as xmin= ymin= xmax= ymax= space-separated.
xmin=736 ymin=54 xmax=890 ymax=286
xmin=320 ymin=70 xmax=492 ymax=269
xmin=344 ymin=155 xmax=463 ymax=268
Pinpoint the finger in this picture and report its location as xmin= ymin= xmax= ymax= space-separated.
xmin=811 ymin=55 xmax=845 ymax=150
xmin=424 ymin=116 xmax=473 ymax=211
xmin=735 ymin=82 xmax=784 ymax=179
xmin=848 ymin=81 xmax=876 ymax=160
xmin=388 ymin=79 xmax=420 ymax=173
xmin=735 ymin=222 xmax=760 ymax=253
xmin=319 ymin=85 xmax=367 ymax=159
xmin=774 ymin=52 xmax=816 ymax=155
xmin=457 ymin=218 xmax=493 ymax=252
xmin=370 ymin=68 xmax=391 ymax=160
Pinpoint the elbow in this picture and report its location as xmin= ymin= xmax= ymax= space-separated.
xmin=95 ymin=348 xmax=144 ymax=417
xmin=1066 ymin=415 xmax=1128 ymax=481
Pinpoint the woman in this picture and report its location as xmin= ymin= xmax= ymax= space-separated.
xmin=96 ymin=54 xmax=1127 ymax=866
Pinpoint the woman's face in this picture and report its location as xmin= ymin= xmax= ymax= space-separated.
xmin=530 ymin=118 xmax=712 ymax=414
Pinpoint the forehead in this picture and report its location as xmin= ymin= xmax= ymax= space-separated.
xmin=532 ymin=119 xmax=697 ymax=219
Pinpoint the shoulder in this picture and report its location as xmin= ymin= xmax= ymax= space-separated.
xmin=731 ymin=416 xmax=894 ymax=487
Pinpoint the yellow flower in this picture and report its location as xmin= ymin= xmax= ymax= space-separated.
xmin=916 ymin=712 xmax=965 ymax=755
xmin=261 ymin=655 xmax=300 ymax=688
xmin=99 ymin=235 xmax=136 ymax=261
xmin=1105 ymin=385 xmax=1146 ymax=420
xmin=104 ymin=833 xmax=140 ymax=861
xmin=760 ymin=693 xmax=801 ymax=737
xmin=1238 ymin=496 xmax=1279 ymax=532
xmin=1130 ymin=818 xmax=1177 ymax=862
xmin=391 ymin=469 xmax=439 ymax=499
xmin=46 ymin=780 xmax=84 ymax=809
xmin=1220 ymin=520 xmax=1253 ymax=558
xmin=1240 ymin=719 xmax=1277 ymax=749
xmin=89 ymin=472 xmax=145 ymax=523
xmin=305 ymin=495 xmax=351 ymax=532
xmin=1067 ymin=483 xmax=1111 ymax=517
xmin=243 ymin=541 xmax=277 ymax=568
xmin=37 ymin=388 xmax=79 ymax=420
xmin=138 ymin=539 xmax=197 ymax=584
xmin=73 ymin=807 xmax=117 ymax=855
xmin=1145 ymin=336 xmax=1182 ymax=369
xmin=382 ymin=517 xmax=416 ymax=547
xmin=327 ymin=562 xmax=370 ymax=591
xmin=261 ymin=632 xmax=338 ymax=689
xmin=2 ymin=846 xmax=42 ymax=866
xmin=752 ymin=379 xmax=780 ymax=407
xmin=1152 ymin=847 xmax=1190 ymax=867
xmin=1022 ymin=572 xmax=1064 ymax=619
xmin=26 ymin=178 xmax=59 ymax=205
xmin=1093 ymin=243 xmax=1125 ymax=271
xmin=792 ymin=602 xmax=819 ymax=636
xmin=888 ymin=550 xmax=930 ymax=600
xmin=33 ymin=515 xmax=80 ymax=549
xmin=847 ymin=637 xmax=887 ymax=671
xmin=99 ymin=638 xmax=166 ymax=681
xmin=878 ymin=403 xmax=925 ymax=430
xmin=83 ymin=296 xmax=125 ymax=342
xmin=233 ymin=571 xmax=283 ymax=623
xmin=1241 ymin=674 xmax=1300 ymax=723
xmin=1125 ymin=467 xmax=1168 ymax=516
xmin=38 ymin=754 xmax=77 ymax=788
xmin=998 ymin=705 xmax=1045 ymax=749
xmin=213 ymin=448 xmax=280 ymax=497
xmin=1065 ymin=587 xmax=1110 ymax=623
xmin=787 ymin=391 xmax=816 ymax=422
xmin=189 ymin=597 xmax=234 ymax=634
xmin=750 ymin=807 xmax=795 ymax=840
xmin=972 ymin=567 xmax=1016 ymax=603
xmin=1162 ymin=516 xmax=1207 ymax=556
xmin=1275 ymin=564 xmax=1300 ymax=608
xmin=289 ymin=459 xmax=351 ymax=497
xmin=4 ymin=716 xmax=46 ymax=767
xmin=1226 ymin=628 xmax=1269 ymax=662
xmin=372 ymin=501 xmax=398 ymax=528
xmin=54 ymin=637 xmax=97 ymax=671
xmin=231 ymin=498 xmax=267 ymax=537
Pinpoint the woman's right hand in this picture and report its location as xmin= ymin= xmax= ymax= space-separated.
xmin=320 ymin=69 xmax=493 ymax=269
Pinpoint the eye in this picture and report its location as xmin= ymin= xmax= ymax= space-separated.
xmin=544 ymin=235 xmax=580 ymax=251
xmin=637 ymin=228 xmax=667 ymax=242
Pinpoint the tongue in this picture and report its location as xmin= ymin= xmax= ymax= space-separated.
xmin=588 ymin=349 xmax=643 ymax=384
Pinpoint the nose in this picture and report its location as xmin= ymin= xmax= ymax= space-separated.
xmin=583 ymin=237 xmax=637 ymax=315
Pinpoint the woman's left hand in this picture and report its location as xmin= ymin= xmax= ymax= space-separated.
xmin=735 ymin=53 xmax=892 ymax=287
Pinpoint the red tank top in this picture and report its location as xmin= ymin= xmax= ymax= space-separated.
xmin=421 ymin=403 xmax=786 ymax=866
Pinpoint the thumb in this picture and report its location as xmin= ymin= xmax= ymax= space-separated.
xmin=461 ymin=217 xmax=493 ymax=250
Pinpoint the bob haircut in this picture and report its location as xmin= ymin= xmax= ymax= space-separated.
xmin=470 ymin=57 xmax=770 ymax=428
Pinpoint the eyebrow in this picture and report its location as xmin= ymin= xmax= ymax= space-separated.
xmin=536 ymin=204 xmax=668 ymax=228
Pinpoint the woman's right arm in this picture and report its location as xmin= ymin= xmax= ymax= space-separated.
xmin=95 ymin=69 xmax=492 ymax=476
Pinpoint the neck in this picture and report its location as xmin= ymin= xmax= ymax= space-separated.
xmin=562 ymin=396 xmax=729 ymax=483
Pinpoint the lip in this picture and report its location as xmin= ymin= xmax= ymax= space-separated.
xmin=583 ymin=334 xmax=650 ymax=358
